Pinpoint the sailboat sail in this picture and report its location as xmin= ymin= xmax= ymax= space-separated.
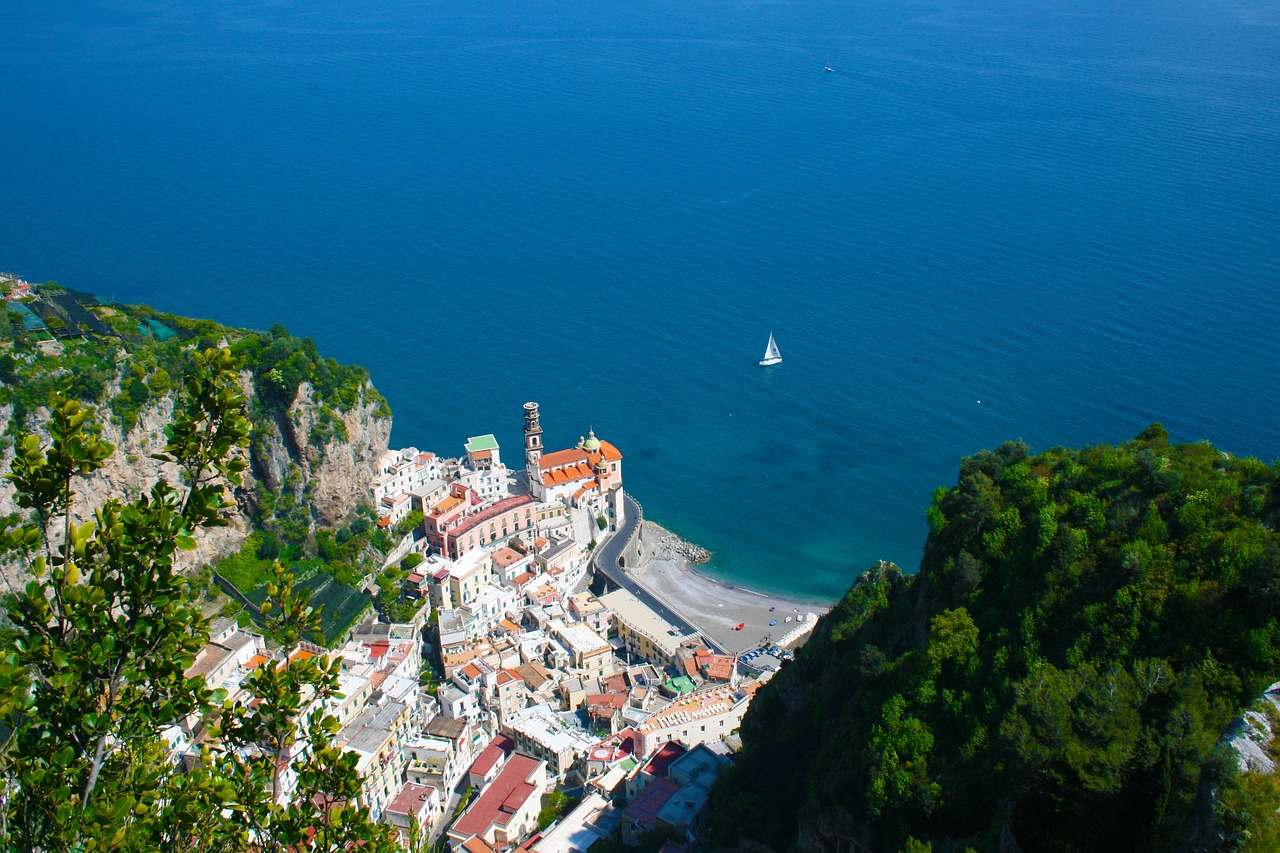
xmin=760 ymin=333 xmax=782 ymax=366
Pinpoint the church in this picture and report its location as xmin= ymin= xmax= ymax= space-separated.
xmin=523 ymin=402 xmax=625 ymax=527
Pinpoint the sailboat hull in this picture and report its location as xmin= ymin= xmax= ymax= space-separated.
xmin=759 ymin=357 xmax=782 ymax=366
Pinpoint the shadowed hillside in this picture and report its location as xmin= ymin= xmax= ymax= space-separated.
xmin=707 ymin=427 xmax=1280 ymax=851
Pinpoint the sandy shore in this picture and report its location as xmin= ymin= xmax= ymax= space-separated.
xmin=629 ymin=521 xmax=833 ymax=654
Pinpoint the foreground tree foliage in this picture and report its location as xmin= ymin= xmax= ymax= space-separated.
xmin=0 ymin=348 xmax=398 ymax=852
xmin=709 ymin=427 xmax=1280 ymax=851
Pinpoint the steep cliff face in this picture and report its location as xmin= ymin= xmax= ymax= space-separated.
xmin=0 ymin=371 xmax=391 ymax=579
xmin=248 ymin=379 xmax=392 ymax=528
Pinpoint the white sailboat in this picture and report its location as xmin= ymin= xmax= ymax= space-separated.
xmin=759 ymin=332 xmax=782 ymax=366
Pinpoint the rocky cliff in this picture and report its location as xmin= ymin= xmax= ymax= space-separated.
xmin=246 ymin=378 xmax=392 ymax=529
xmin=0 ymin=369 xmax=392 ymax=580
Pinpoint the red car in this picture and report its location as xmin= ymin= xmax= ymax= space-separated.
xmin=733 ymin=623 xmax=745 ymax=631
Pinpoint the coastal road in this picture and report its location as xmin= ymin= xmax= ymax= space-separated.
xmin=593 ymin=492 xmax=723 ymax=652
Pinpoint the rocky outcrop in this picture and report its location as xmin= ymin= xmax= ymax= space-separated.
xmin=248 ymin=380 xmax=391 ymax=529
xmin=0 ymin=370 xmax=391 ymax=583
xmin=1225 ymin=683 xmax=1280 ymax=775
xmin=1187 ymin=682 xmax=1280 ymax=851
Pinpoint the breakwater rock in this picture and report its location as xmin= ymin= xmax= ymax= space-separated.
xmin=654 ymin=530 xmax=711 ymax=564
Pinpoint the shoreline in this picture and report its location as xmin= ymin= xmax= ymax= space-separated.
xmin=628 ymin=520 xmax=834 ymax=654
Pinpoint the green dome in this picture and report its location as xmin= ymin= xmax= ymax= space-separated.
xmin=583 ymin=429 xmax=601 ymax=451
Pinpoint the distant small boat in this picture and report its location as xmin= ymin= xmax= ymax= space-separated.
xmin=823 ymin=65 xmax=834 ymax=73
xmin=759 ymin=332 xmax=782 ymax=366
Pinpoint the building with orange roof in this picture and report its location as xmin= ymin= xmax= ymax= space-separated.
xmin=522 ymin=403 xmax=624 ymax=522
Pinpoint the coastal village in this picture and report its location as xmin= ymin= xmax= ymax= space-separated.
xmin=178 ymin=401 xmax=821 ymax=852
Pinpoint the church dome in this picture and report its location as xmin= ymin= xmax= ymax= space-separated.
xmin=583 ymin=429 xmax=601 ymax=451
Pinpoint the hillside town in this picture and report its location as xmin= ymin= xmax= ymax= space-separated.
xmin=179 ymin=402 xmax=815 ymax=852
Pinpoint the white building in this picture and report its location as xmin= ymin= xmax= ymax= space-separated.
xmin=504 ymin=704 xmax=598 ymax=783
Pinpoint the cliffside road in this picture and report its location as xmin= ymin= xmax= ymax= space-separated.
xmin=592 ymin=492 xmax=706 ymax=644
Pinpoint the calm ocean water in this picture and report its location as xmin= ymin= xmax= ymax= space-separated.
xmin=3 ymin=0 xmax=1278 ymax=600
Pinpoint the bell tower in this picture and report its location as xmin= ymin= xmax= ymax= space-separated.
xmin=524 ymin=402 xmax=543 ymax=494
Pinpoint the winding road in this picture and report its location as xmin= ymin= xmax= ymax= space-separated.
xmin=592 ymin=492 xmax=723 ymax=651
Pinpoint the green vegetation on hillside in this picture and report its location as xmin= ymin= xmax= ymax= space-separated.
xmin=0 ymin=288 xmax=388 ymax=445
xmin=0 ymin=351 xmax=397 ymax=851
xmin=0 ymin=287 xmax=402 ymax=644
xmin=710 ymin=427 xmax=1280 ymax=851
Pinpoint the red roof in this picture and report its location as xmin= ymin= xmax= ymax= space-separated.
xmin=642 ymin=741 xmax=688 ymax=779
xmin=468 ymin=734 xmax=516 ymax=780
xmin=386 ymin=782 xmax=436 ymax=819
xmin=588 ymin=727 xmax=638 ymax=763
xmin=453 ymin=754 xmax=543 ymax=838
xmin=624 ymin=777 xmax=680 ymax=824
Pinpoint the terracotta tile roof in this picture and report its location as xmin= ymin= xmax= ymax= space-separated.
xmin=538 ymin=448 xmax=591 ymax=470
xmin=543 ymin=462 xmax=595 ymax=487
xmin=511 ymin=571 xmax=535 ymax=587
xmin=704 ymin=655 xmax=736 ymax=681
xmin=470 ymin=449 xmax=493 ymax=461
xmin=462 ymin=837 xmax=500 ymax=853
xmin=496 ymin=669 xmax=523 ymax=686
xmin=514 ymin=661 xmax=552 ymax=691
xmin=598 ymin=440 xmax=622 ymax=462
xmin=681 ymin=658 xmax=699 ymax=678
xmin=244 ymin=654 xmax=270 ymax=670
xmin=431 ymin=495 xmax=463 ymax=515
xmin=492 ymin=547 xmax=524 ymax=568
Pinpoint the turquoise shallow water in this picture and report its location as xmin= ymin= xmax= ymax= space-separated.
xmin=3 ymin=0 xmax=1278 ymax=600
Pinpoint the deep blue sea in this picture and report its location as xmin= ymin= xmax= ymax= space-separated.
xmin=3 ymin=0 xmax=1279 ymax=601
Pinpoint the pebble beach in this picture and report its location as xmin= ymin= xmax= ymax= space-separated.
xmin=629 ymin=522 xmax=832 ymax=655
